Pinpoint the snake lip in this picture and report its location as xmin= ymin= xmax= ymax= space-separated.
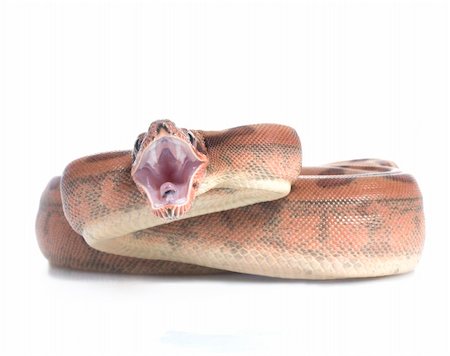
xmin=132 ymin=136 xmax=204 ymax=214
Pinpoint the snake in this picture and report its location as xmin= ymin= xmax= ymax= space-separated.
xmin=36 ymin=120 xmax=425 ymax=279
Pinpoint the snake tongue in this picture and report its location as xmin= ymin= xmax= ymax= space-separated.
xmin=134 ymin=137 xmax=202 ymax=210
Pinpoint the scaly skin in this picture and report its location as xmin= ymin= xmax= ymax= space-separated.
xmin=36 ymin=123 xmax=424 ymax=279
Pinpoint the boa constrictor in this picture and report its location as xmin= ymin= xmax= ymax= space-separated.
xmin=36 ymin=121 xmax=424 ymax=279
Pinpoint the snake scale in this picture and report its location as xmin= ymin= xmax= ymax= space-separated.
xmin=36 ymin=121 xmax=425 ymax=279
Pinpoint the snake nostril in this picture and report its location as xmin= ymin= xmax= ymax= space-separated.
xmin=157 ymin=123 xmax=170 ymax=134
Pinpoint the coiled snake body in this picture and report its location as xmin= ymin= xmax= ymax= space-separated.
xmin=36 ymin=121 xmax=424 ymax=279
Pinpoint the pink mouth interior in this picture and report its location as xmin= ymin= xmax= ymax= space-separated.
xmin=134 ymin=137 xmax=202 ymax=208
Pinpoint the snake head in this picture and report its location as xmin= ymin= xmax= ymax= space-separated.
xmin=131 ymin=120 xmax=208 ymax=220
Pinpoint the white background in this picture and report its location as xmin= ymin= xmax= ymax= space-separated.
xmin=0 ymin=0 xmax=448 ymax=355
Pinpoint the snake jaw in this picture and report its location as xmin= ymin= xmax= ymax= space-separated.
xmin=132 ymin=132 xmax=207 ymax=220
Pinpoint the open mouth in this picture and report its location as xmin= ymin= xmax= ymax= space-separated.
xmin=133 ymin=136 xmax=203 ymax=210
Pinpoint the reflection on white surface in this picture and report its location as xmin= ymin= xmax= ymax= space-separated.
xmin=160 ymin=330 xmax=276 ymax=353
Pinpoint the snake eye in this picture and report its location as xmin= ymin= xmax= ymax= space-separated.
xmin=187 ymin=131 xmax=196 ymax=145
xmin=132 ymin=134 xmax=144 ymax=162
